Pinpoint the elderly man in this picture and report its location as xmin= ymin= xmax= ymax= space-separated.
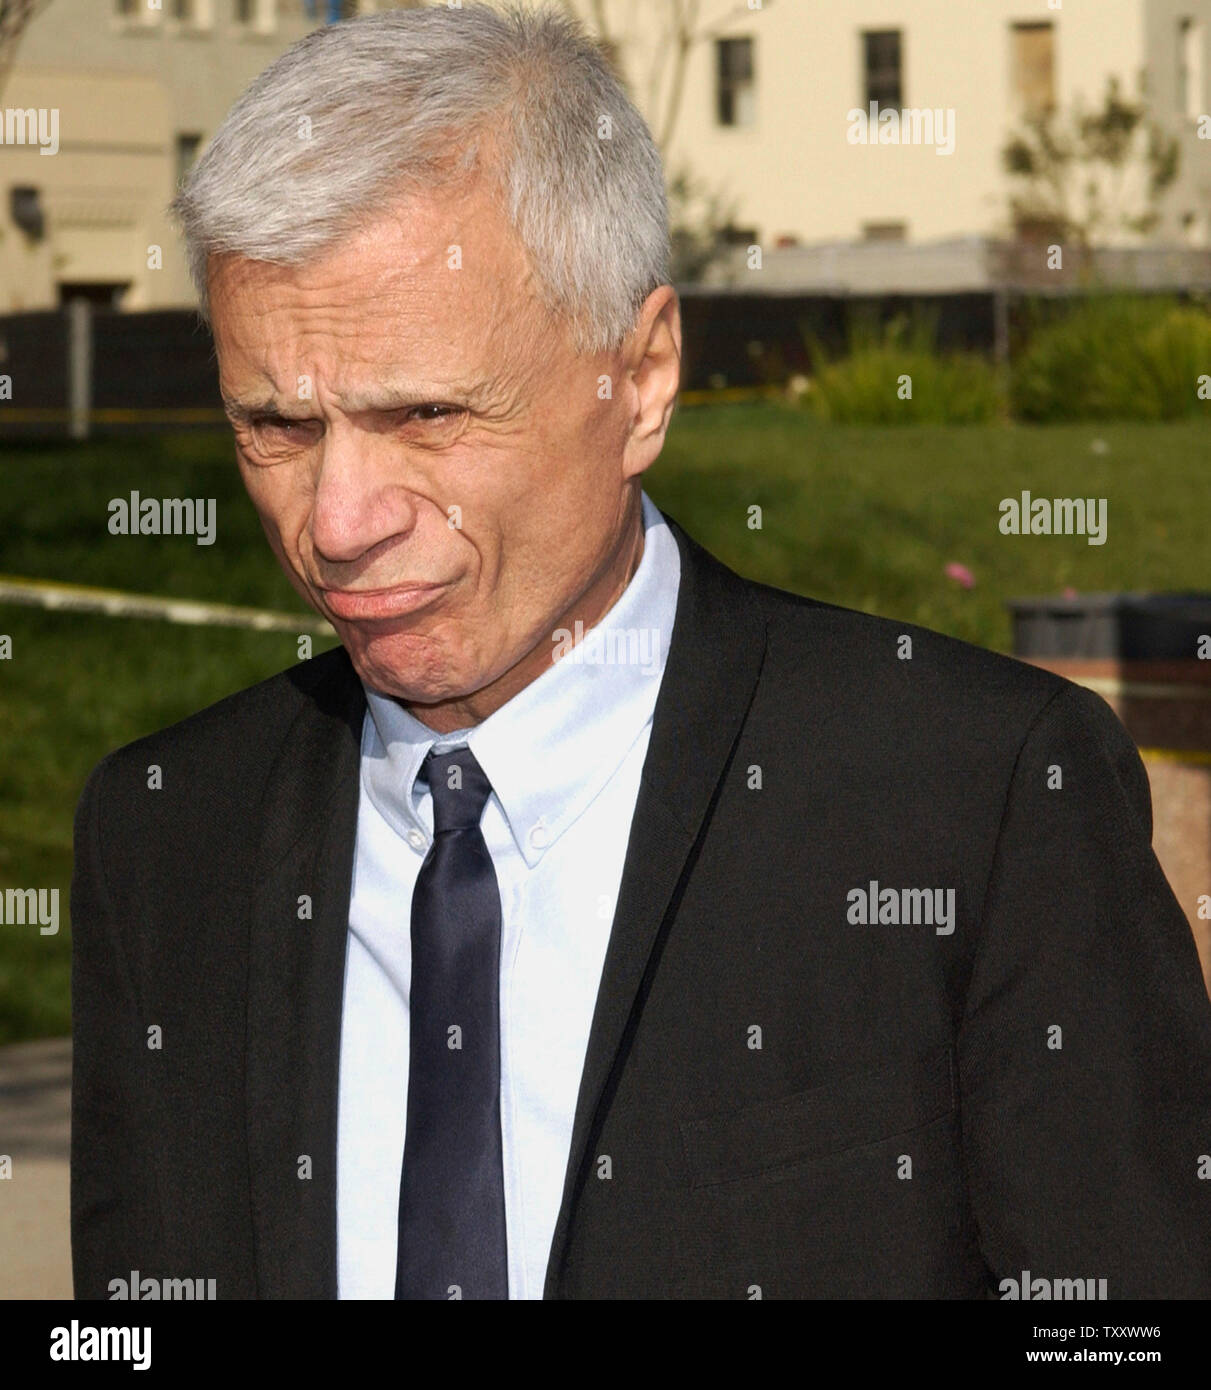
xmin=71 ymin=5 xmax=1211 ymax=1301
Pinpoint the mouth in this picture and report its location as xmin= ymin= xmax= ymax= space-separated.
xmin=319 ymin=581 xmax=450 ymax=621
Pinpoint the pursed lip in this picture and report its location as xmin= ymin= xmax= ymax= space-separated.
xmin=319 ymin=581 xmax=450 ymax=621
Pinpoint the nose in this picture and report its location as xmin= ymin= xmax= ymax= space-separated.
xmin=309 ymin=421 xmax=421 ymax=567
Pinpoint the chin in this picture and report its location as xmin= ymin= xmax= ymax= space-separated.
xmin=342 ymin=627 xmax=479 ymax=705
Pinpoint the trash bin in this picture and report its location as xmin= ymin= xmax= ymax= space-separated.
xmin=1008 ymin=592 xmax=1211 ymax=996
xmin=1008 ymin=592 xmax=1211 ymax=661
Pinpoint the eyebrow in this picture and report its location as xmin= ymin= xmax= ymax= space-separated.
xmin=222 ymin=397 xmax=311 ymax=425
xmin=222 ymin=380 xmax=492 ymax=424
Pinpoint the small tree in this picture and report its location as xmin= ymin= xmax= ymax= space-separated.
xmin=558 ymin=0 xmax=772 ymax=282
xmin=0 ymin=0 xmax=53 ymax=97
xmin=666 ymin=165 xmax=744 ymax=282
xmin=1002 ymin=75 xmax=1180 ymax=247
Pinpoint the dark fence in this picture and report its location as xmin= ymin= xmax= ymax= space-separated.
xmin=0 ymin=312 xmax=70 ymax=438
xmin=93 ymin=311 xmax=219 ymax=417
xmin=0 ymin=308 xmax=222 ymax=440
xmin=678 ymin=289 xmax=1000 ymax=392
xmin=0 ymin=287 xmax=1183 ymax=438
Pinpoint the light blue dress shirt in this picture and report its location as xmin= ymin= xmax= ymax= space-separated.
xmin=336 ymin=492 xmax=681 ymax=1299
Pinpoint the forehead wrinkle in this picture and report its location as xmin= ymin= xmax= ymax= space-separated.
xmin=333 ymin=378 xmax=491 ymax=413
xmin=219 ymin=354 xmax=293 ymax=419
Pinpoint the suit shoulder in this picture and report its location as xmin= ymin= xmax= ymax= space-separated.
xmin=745 ymin=577 xmax=1071 ymax=735
xmin=79 ymin=644 xmax=359 ymax=805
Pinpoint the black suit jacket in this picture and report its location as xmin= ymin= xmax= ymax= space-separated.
xmin=71 ymin=517 xmax=1211 ymax=1299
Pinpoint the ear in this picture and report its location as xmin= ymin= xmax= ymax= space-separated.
xmin=620 ymin=285 xmax=682 ymax=481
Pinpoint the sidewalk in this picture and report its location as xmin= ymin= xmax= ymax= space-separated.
xmin=0 ymin=1037 xmax=72 ymax=1299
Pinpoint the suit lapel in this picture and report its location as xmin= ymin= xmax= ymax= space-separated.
xmin=245 ymin=650 xmax=365 ymax=1298
xmin=543 ymin=518 xmax=768 ymax=1295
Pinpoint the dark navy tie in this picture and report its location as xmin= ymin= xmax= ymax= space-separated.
xmin=395 ymin=745 xmax=508 ymax=1300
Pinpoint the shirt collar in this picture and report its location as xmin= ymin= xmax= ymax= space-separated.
xmin=360 ymin=491 xmax=681 ymax=867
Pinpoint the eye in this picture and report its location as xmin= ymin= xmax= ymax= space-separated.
xmin=260 ymin=415 xmax=316 ymax=435
xmin=236 ymin=414 xmax=323 ymax=460
xmin=407 ymin=404 xmax=463 ymax=422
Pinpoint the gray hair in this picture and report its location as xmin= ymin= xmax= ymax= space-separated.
xmin=170 ymin=3 xmax=670 ymax=354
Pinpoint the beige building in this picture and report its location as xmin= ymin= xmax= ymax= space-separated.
xmin=601 ymin=0 xmax=1211 ymax=253
xmin=1 ymin=0 xmax=1208 ymax=310
xmin=0 ymin=0 xmax=419 ymax=310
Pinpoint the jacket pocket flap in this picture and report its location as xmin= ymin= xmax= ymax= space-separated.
xmin=680 ymin=1045 xmax=956 ymax=1188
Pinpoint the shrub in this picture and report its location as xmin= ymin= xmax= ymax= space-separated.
xmin=802 ymin=312 xmax=1003 ymax=425
xmin=1011 ymin=294 xmax=1211 ymax=422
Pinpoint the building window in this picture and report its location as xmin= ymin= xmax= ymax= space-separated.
xmin=57 ymin=282 xmax=130 ymax=309
xmin=169 ymin=0 xmax=215 ymax=28
xmin=10 ymin=186 xmax=45 ymax=240
xmin=304 ymin=0 xmax=359 ymax=19
xmin=1011 ymin=22 xmax=1056 ymax=115
xmin=1178 ymin=18 xmax=1204 ymax=120
xmin=863 ymin=30 xmax=902 ymax=108
xmin=176 ymin=133 xmax=202 ymax=186
xmin=234 ymin=0 xmax=276 ymax=31
xmin=863 ymin=222 xmax=907 ymax=242
xmin=1014 ymin=215 xmax=1063 ymax=245
xmin=719 ymin=224 xmax=758 ymax=247
xmin=716 ymin=38 xmax=755 ymax=127
xmin=114 ymin=0 xmax=156 ymax=19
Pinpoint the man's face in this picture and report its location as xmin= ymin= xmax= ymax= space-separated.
xmin=208 ymin=171 xmax=678 ymax=725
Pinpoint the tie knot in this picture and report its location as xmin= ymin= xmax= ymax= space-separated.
xmin=423 ymin=746 xmax=493 ymax=833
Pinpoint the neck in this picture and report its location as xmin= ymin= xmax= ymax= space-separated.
xmin=405 ymin=496 xmax=647 ymax=733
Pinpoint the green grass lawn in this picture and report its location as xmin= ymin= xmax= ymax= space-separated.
xmin=2 ymin=406 xmax=1208 ymax=1042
